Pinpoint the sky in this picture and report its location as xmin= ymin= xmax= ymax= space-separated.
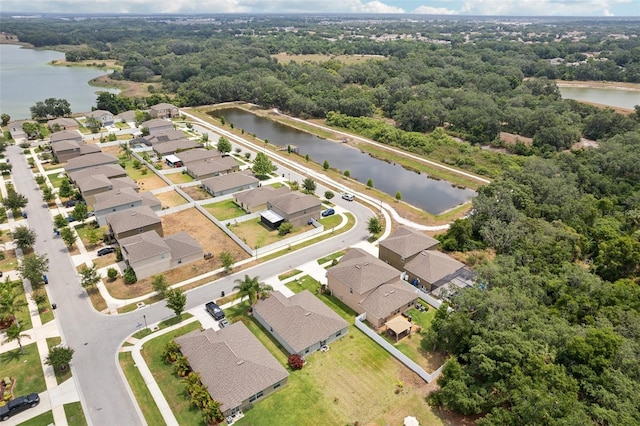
xmin=1 ymin=0 xmax=638 ymax=17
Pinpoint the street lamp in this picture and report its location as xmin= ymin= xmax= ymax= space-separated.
xmin=143 ymin=314 xmax=148 ymax=330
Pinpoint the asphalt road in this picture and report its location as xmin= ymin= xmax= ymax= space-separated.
xmin=8 ymin=144 xmax=373 ymax=425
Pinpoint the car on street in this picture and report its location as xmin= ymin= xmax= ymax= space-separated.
xmin=97 ymin=247 xmax=116 ymax=256
xmin=21 ymin=211 xmax=27 ymax=218
xmin=42 ymin=275 xmax=48 ymax=285
xmin=218 ymin=318 xmax=230 ymax=328
xmin=341 ymin=193 xmax=355 ymax=201
xmin=0 ymin=392 xmax=40 ymax=421
xmin=205 ymin=301 xmax=225 ymax=320
xmin=321 ymin=208 xmax=336 ymax=217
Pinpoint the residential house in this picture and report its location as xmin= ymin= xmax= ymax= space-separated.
xmin=141 ymin=118 xmax=173 ymax=135
xmin=327 ymin=248 xmax=417 ymax=329
xmin=50 ymin=130 xmax=83 ymax=144
xmin=164 ymin=232 xmax=204 ymax=269
xmin=234 ymin=186 xmax=291 ymax=213
xmin=174 ymin=148 xmax=221 ymax=164
xmin=65 ymin=153 xmax=119 ymax=173
xmin=263 ymin=191 xmax=321 ymax=228
xmin=67 ymin=164 xmax=127 ymax=184
xmin=149 ymin=102 xmax=179 ymax=119
xmin=93 ymin=187 xmax=160 ymax=226
xmin=175 ymin=322 xmax=289 ymax=418
xmin=51 ymin=140 xmax=100 ymax=163
xmin=184 ymin=155 xmax=239 ymax=180
xmin=47 ymin=117 xmax=79 ymax=131
xmin=403 ymin=250 xmax=473 ymax=293
xmin=115 ymin=110 xmax=138 ymax=123
xmin=153 ymin=139 xmax=202 ymax=157
xmin=141 ymin=129 xmax=187 ymax=146
xmin=378 ymin=226 xmax=439 ymax=270
xmin=85 ymin=110 xmax=114 ymax=126
xmin=78 ymin=175 xmax=137 ymax=206
xmin=200 ymin=172 xmax=259 ymax=197
xmin=254 ymin=290 xmax=349 ymax=357
xmin=7 ymin=121 xmax=32 ymax=143
xmin=106 ymin=206 xmax=162 ymax=241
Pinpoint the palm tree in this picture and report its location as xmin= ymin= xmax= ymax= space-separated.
xmin=190 ymin=385 xmax=212 ymax=410
xmin=233 ymin=275 xmax=273 ymax=306
xmin=3 ymin=322 xmax=30 ymax=354
xmin=201 ymin=399 xmax=224 ymax=425
xmin=181 ymin=372 xmax=202 ymax=396
xmin=163 ymin=340 xmax=181 ymax=363
xmin=0 ymin=283 xmax=27 ymax=326
xmin=173 ymin=355 xmax=191 ymax=377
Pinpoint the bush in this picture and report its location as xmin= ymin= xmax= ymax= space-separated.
xmin=154 ymin=163 xmax=163 ymax=170
xmin=141 ymin=168 xmax=148 ymax=175
xmin=133 ymin=160 xmax=141 ymax=169
xmin=35 ymin=175 xmax=45 ymax=185
xmin=278 ymin=222 xmax=293 ymax=236
xmin=107 ymin=268 xmax=118 ymax=281
xmin=123 ymin=267 xmax=137 ymax=284
xmin=324 ymin=191 xmax=334 ymax=200
xmin=288 ymin=354 xmax=304 ymax=370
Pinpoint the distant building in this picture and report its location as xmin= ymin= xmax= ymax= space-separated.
xmin=149 ymin=103 xmax=179 ymax=119
xmin=234 ymin=186 xmax=291 ymax=213
xmin=201 ymin=172 xmax=259 ymax=197
xmin=85 ymin=110 xmax=114 ymax=126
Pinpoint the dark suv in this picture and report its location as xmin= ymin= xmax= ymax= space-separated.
xmin=0 ymin=393 xmax=40 ymax=421
xmin=205 ymin=302 xmax=225 ymax=320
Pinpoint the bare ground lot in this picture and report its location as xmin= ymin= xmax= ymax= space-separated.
xmin=180 ymin=185 xmax=211 ymax=201
xmin=154 ymin=190 xmax=188 ymax=208
xmin=272 ymin=53 xmax=387 ymax=65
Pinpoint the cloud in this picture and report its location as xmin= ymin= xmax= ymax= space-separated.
xmin=352 ymin=1 xmax=405 ymax=13
xmin=413 ymin=6 xmax=459 ymax=15
xmin=459 ymin=0 xmax=632 ymax=16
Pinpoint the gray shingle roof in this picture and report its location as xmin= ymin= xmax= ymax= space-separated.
xmin=150 ymin=102 xmax=178 ymax=111
xmin=185 ymin=155 xmax=238 ymax=177
xmin=164 ymin=231 xmax=202 ymax=259
xmin=379 ymin=226 xmax=439 ymax=259
xmin=77 ymin=174 xmax=112 ymax=193
xmin=175 ymin=322 xmax=289 ymax=412
xmin=47 ymin=117 xmax=78 ymax=128
xmin=93 ymin=187 xmax=142 ymax=211
xmin=139 ymin=191 xmax=161 ymax=209
xmin=328 ymin=248 xmax=399 ymax=294
xmin=141 ymin=118 xmax=171 ymax=130
xmin=404 ymin=250 xmax=465 ymax=284
xmin=359 ymin=280 xmax=417 ymax=320
xmin=51 ymin=139 xmax=80 ymax=152
xmin=254 ymin=290 xmax=348 ymax=354
xmin=86 ymin=110 xmax=112 ymax=119
xmin=106 ymin=206 xmax=161 ymax=236
xmin=65 ymin=153 xmax=119 ymax=172
xmin=119 ymin=231 xmax=170 ymax=263
xmin=235 ymin=186 xmax=291 ymax=210
xmin=201 ymin=172 xmax=258 ymax=193
xmin=68 ymin=164 xmax=127 ymax=182
xmin=176 ymin=148 xmax=221 ymax=163
xmin=50 ymin=129 xmax=82 ymax=143
xmin=78 ymin=144 xmax=102 ymax=155
xmin=268 ymin=191 xmax=321 ymax=215
xmin=153 ymin=139 xmax=202 ymax=155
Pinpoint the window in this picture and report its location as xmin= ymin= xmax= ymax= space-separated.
xmin=336 ymin=331 xmax=342 ymax=337
xmin=257 ymin=391 xmax=264 ymax=399
xmin=273 ymin=383 xmax=280 ymax=389
xmin=249 ymin=396 xmax=256 ymax=402
xmin=349 ymin=288 xmax=353 ymax=294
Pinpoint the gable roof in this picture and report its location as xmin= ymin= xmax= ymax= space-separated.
xmin=379 ymin=226 xmax=439 ymax=259
xmin=143 ymin=129 xmax=187 ymax=145
xmin=201 ymin=172 xmax=258 ymax=193
xmin=86 ymin=109 xmax=112 ymax=119
xmin=68 ymin=164 xmax=127 ymax=182
xmin=93 ymin=187 xmax=142 ymax=211
xmin=50 ymin=129 xmax=82 ymax=143
xmin=176 ymin=148 xmax=222 ymax=163
xmin=119 ymin=231 xmax=170 ymax=262
xmin=106 ymin=206 xmax=161 ymax=236
xmin=404 ymin=250 xmax=465 ymax=284
xmin=185 ymin=155 xmax=238 ymax=176
xmin=79 ymin=144 xmax=102 ymax=155
xmin=235 ymin=186 xmax=291 ymax=209
xmin=254 ymin=290 xmax=348 ymax=354
xmin=141 ymin=118 xmax=172 ymax=131
xmin=153 ymin=139 xmax=202 ymax=156
xmin=150 ymin=102 xmax=178 ymax=111
xmin=359 ymin=280 xmax=417 ymax=320
xmin=268 ymin=191 xmax=321 ymax=215
xmin=77 ymin=174 xmax=112 ymax=193
xmin=176 ymin=322 xmax=289 ymax=412
xmin=328 ymin=248 xmax=399 ymax=294
xmin=65 ymin=152 xmax=118 ymax=172
xmin=47 ymin=117 xmax=78 ymax=128
xmin=51 ymin=139 xmax=80 ymax=152
xmin=116 ymin=110 xmax=138 ymax=122
xmin=164 ymin=232 xmax=202 ymax=259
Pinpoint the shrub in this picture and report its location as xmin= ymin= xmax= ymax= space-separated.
xmin=123 ymin=267 xmax=137 ymax=284
xmin=324 ymin=191 xmax=334 ymax=200
xmin=288 ymin=354 xmax=304 ymax=370
xmin=141 ymin=168 xmax=148 ymax=175
xmin=35 ymin=175 xmax=45 ymax=185
xmin=107 ymin=268 xmax=118 ymax=281
xmin=278 ymin=222 xmax=293 ymax=236
xmin=154 ymin=163 xmax=163 ymax=170
xmin=133 ymin=160 xmax=141 ymax=169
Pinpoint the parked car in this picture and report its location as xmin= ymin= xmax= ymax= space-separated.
xmin=321 ymin=208 xmax=335 ymax=217
xmin=21 ymin=211 xmax=27 ymax=218
xmin=64 ymin=200 xmax=77 ymax=208
xmin=97 ymin=247 xmax=116 ymax=256
xmin=65 ymin=215 xmax=75 ymax=223
xmin=205 ymin=301 xmax=225 ymax=320
xmin=218 ymin=318 xmax=230 ymax=328
xmin=0 ymin=393 xmax=40 ymax=421
xmin=42 ymin=275 xmax=48 ymax=285
xmin=341 ymin=193 xmax=355 ymax=201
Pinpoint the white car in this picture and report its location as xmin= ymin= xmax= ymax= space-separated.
xmin=342 ymin=193 xmax=355 ymax=201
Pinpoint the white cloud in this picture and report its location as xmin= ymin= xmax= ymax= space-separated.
xmin=459 ymin=0 xmax=633 ymax=16
xmin=413 ymin=6 xmax=459 ymax=15
xmin=352 ymin=1 xmax=405 ymax=13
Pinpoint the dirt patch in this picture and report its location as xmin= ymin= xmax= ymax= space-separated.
xmin=89 ymin=74 xmax=165 ymax=98
xmin=271 ymin=53 xmax=387 ymax=65
xmin=572 ymin=138 xmax=599 ymax=150
xmin=499 ymin=132 xmax=533 ymax=146
xmin=155 ymin=190 xmax=188 ymax=208
xmin=135 ymin=174 xmax=168 ymax=192
xmin=181 ymin=185 xmax=211 ymax=201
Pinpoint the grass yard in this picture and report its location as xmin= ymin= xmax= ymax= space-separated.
xmin=37 ymin=291 xmax=54 ymax=325
xmin=277 ymin=269 xmax=302 ymax=281
xmin=74 ymin=223 xmax=105 ymax=251
xmin=0 ymin=249 xmax=19 ymax=272
xmin=46 ymin=336 xmax=72 ymax=385
xmin=165 ymin=172 xmax=194 ymax=185
xmin=46 ymin=171 xmax=67 ymax=188
xmin=140 ymin=321 xmax=202 ymax=426
xmin=319 ymin=213 xmax=342 ymax=229
xmin=119 ymin=352 xmax=165 ymax=426
xmin=132 ymin=313 xmax=193 ymax=339
xmin=230 ymin=219 xmax=315 ymax=249
xmin=15 ymin=410 xmax=55 ymax=426
xmin=64 ymin=401 xmax=88 ymax=426
xmin=316 ymin=250 xmax=345 ymax=265
xmin=85 ymin=287 xmax=107 ymax=313
xmin=0 ymin=343 xmax=46 ymax=396
xmin=5 ymin=284 xmax=34 ymax=331
xmin=202 ymin=199 xmax=246 ymax=221
xmin=155 ymin=190 xmax=188 ymax=208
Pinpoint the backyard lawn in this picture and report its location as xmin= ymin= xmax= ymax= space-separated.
xmin=165 ymin=172 xmax=194 ymax=184
xmin=47 ymin=171 xmax=67 ymax=188
xmin=202 ymin=199 xmax=246 ymax=221
xmin=0 ymin=249 xmax=19 ymax=273
xmin=155 ymin=190 xmax=188 ymax=208
xmin=0 ymin=343 xmax=46 ymax=396
xmin=230 ymin=219 xmax=316 ymax=249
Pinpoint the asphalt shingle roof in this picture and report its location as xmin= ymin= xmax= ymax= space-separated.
xmin=68 ymin=164 xmax=126 ymax=182
xmin=268 ymin=191 xmax=321 ymax=215
xmin=201 ymin=172 xmax=258 ymax=193
xmin=328 ymin=248 xmax=399 ymax=294
xmin=164 ymin=232 xmax=202 ymax=259
xmin=119 ymin=231 xmax=170 ymax=263
xmin=65 ymin=153 xmax=118 ymax=172
xmin=359 ymin=280 xmax=417 ymax=320
xmin=379 ymin=226 xmax=439 ymax=259
xmin=105 ymin=206 xmax=161 ymax=236
xmin=404 ymin=250 xmax=465 ymax=284
xmin=235 ymin=186 xmax=291 ymax=210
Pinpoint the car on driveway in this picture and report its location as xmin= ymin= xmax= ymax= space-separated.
xmin=218 ymin=318 xmax=230 ymax=328
xmin=64 ymin=200 xmax=77 ymax=208
xmin=65 ymin=215 xmax=75 ymax=223
xmin=205 ymin=301 xmax=225 ymax=320
xmin=97 ymin=247 xmax=116 ymax=256
xmin=0 ymin=392 xmax=40 ymax=421
xmin=321 ymin=208 xmax=335 ymax=217
xmin=341 ymin=193 xmax=355 ymax=201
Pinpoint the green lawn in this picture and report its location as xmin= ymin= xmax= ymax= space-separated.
xmin=140 ymin=321 xmax=203 ymax=426
xmin=277 ymin=269 xmax=302 ymax=281
xmin=37 ymin=290 xmax=55 ymax=325
xmin=118 ymin=158 xmax=153 ymax=180
xmin=131 ymin=313 xmax=194 ymax=339
xmin=46 ymin=337 xmax=72 ymax=385
xmin=0 ymin=343 xmax=46 ymax=396
xmin=16 ymin=410 xmax=54 ymax=426
xmin=74 ymin=223 xmax=105 ymax=250
xmin=64 ymin=401 xmax=88 ymax=426
xmin=316 ymin=250 xmax=345 ymax=265
xmin=202 ymin=199 xmax=246 ymax=221
xmin=119 ymin=352 xmax=165 ymax=426
xmin=319 ymin=213 xmax=342 ymax=229
xmin=231 ymin=219 xmax=315 ymax=249
xmin=166 ymin=172 xmax=194 ymax=184
xmin=286 ymin=275 xmax=357 ymax=322
xmin=11 ymin=285 xmax=34 ymax=331
xmin=47 ymin=172 xmax=67 ymax=189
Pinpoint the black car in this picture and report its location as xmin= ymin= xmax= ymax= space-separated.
xmin=0 ymin=393 xmax=40 ymax=421
xmin=205 ymin=302 xmax=225 ymax=320
xmin=64 ymin=200 xmax=77 ymax=208
xmin=97 ymin=247 xmax=116 ymax=256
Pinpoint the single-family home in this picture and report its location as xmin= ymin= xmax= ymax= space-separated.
xmin=50 ymin=129 xmax=83 ymax=144
xmin=65 ymin=153 xmax=119 ymax=173
xmin=115 ymin=110 xmax=138 ymax=123
xmin=106 ymin=205 xmax=163 ymax=241
xmin=51 ymin=140 xmax=101 ymax=163
xmin=175 ymin=322 xmax=289 ymax=418
xmin=7 ymin=121 xmax=32 ymax=143
xmin=164 ymin=232 xmax=204 ymax=269
xmin=174 ymin=148 xmax=221 ymax=164
xmin=201 ymin=172 xmax=259 ymax=197
xmin=85 ymin=109 xmax=114 ymax=126
xmin=76 ymin=174 xmax=137 ymax=207
xmin=153 ymin=139 xmax=202 ymax=157
xmin=403 ymin=250 xmax=473 ymax=293
xmin=142 ymin=129 xmax=187 ymax=146
xmin=327 ymin=248 xmax=418 ymax=329
xmin=378 ymin=226 xmax=439 ymax=270
xmin=93 ymin=187 xmax=161 ymax=225
xmin=141 ymin=118 xmax=173 ymax=135
xmin=47 ymin=117 xmax=79 ymax=131
xmin=263 ymin=191 xmax=321 ymax=228
xmin=149 ymin=102 xmax=179 ymax=119
xmin=234 ymin=186 xmax=291 ymax=213
xmin=184 ymin=155 xmax=239 ymax=180
xmin=67 ymin=164 xmax=127 ymax=184
xmin=254 ymin=290 xmax=349 ymax=357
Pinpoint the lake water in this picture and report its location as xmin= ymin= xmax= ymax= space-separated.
xmin=0 ymin=44 xmax=118 ymax=120
xmin=559 ymin=86 xmax=640 ymax=110
xmin=212 ymin=108 xmax=476 ymax=215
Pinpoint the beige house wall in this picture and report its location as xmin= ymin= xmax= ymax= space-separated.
xmin=126 ymin=255 xmax=171 ymax=280
xmin=113 ymin=223 xmax=164 ymax=242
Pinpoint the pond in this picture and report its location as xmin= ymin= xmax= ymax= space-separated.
xmin=211 ymin=108 xmax=476 ymax=215
xmin=559 ymin=85 xmax=640 ymax=110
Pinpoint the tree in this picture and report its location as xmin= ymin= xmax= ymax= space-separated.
xmin=288 ymin=354 xmax=304 ymax=370
xmin=12 ymin=225 xmax=36 ymax=251
xmin=165 ymin=288 xmax=187 ymax=318
xmin=278 ymin=222 xmax=293 ymax=236
xmin=152 ymin=274 xmax=169 ymax=297
xmin=289 ymin=180 xmax=300 ymax=191
xmin=395 ymin=192 xmax=402 ymax=201
xmin=302 ymin=178 xmax=316 ymax=194
xmin=323 ymin=160 xmax=330 ymax=170
xmin=233 ymin=275 xmax=273 ymax=306
xmin=367 ymin=216 xmax=382 ymax=236
xmin=58 ymin=178 xmax=74 ymax=199
xmin=107 ymin=268 xmax=118 ymax=281
xmin=79 ymin=265 xmax=101 ymax=288
xmin=0 ymin=114 xmax=9 ymax=126
xmin=216 ymin=136 xmax=231 ymax=154
xmin=60 ymin=227 xmax=77 ymax=248
xmin=201 ymin=399 xmax=224 ymax=425
xmin=2 ymin=190 xmax=28 ymax=211
xmin=344 ymin=170 xmax=350 ymax=178
xmin=325 ymin=191 xmax=335 ymax=200
xmin=305 ymin=154 xmax=310 ymax=162
xmin=182 ymin=371 xmax=202 ymax=396
xmin=367 ymin=178 xmax=374 ymax=189
xmin=22 ymin=122 xmax=40 ymax=139
xmin=0 ymin=279 xmax=27 ymax=326
xmin=3 ymin=322 xmax=30 ymax=354
xmin=46 ymin=345 xmax=74 ymax=371
xmin=18 ymin=253 xmax=49 ymax=290
xmin=219 ymin=250 xmax=234 ymax=273
xmin=173 ymin=355 xmax=191 ymax=377
xmin=252 ymin=152 xmax=275 ymax=177
xmin=42 ymin=186 xmax=54 ymax=203
xmin=85 ymin=227 xmax=102 ymax=246
xmin=163 ymin=340 xmax=181 ymax=363
xmin=54 ymin=214 xmax=68 ymax=229
xmin=123 ymin=267 xmax=137 ymax=284
xmin=73 ymin=202 xmax=88 ymax=223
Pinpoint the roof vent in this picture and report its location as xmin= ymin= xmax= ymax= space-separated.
xmin=384 ymin=292 xmax=389 ymax=297
xmin=305 ymin=312 xmax=312 ymax=316
xmin=364 ymin=262 xmax=369 ymax=266
xmin=355 ymin=265 xmax=360 ymax=269
xmin=389 ymin=290 xmax=395 ymax=294
xmin=237 ymin=360 xmax=245 ymax=365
